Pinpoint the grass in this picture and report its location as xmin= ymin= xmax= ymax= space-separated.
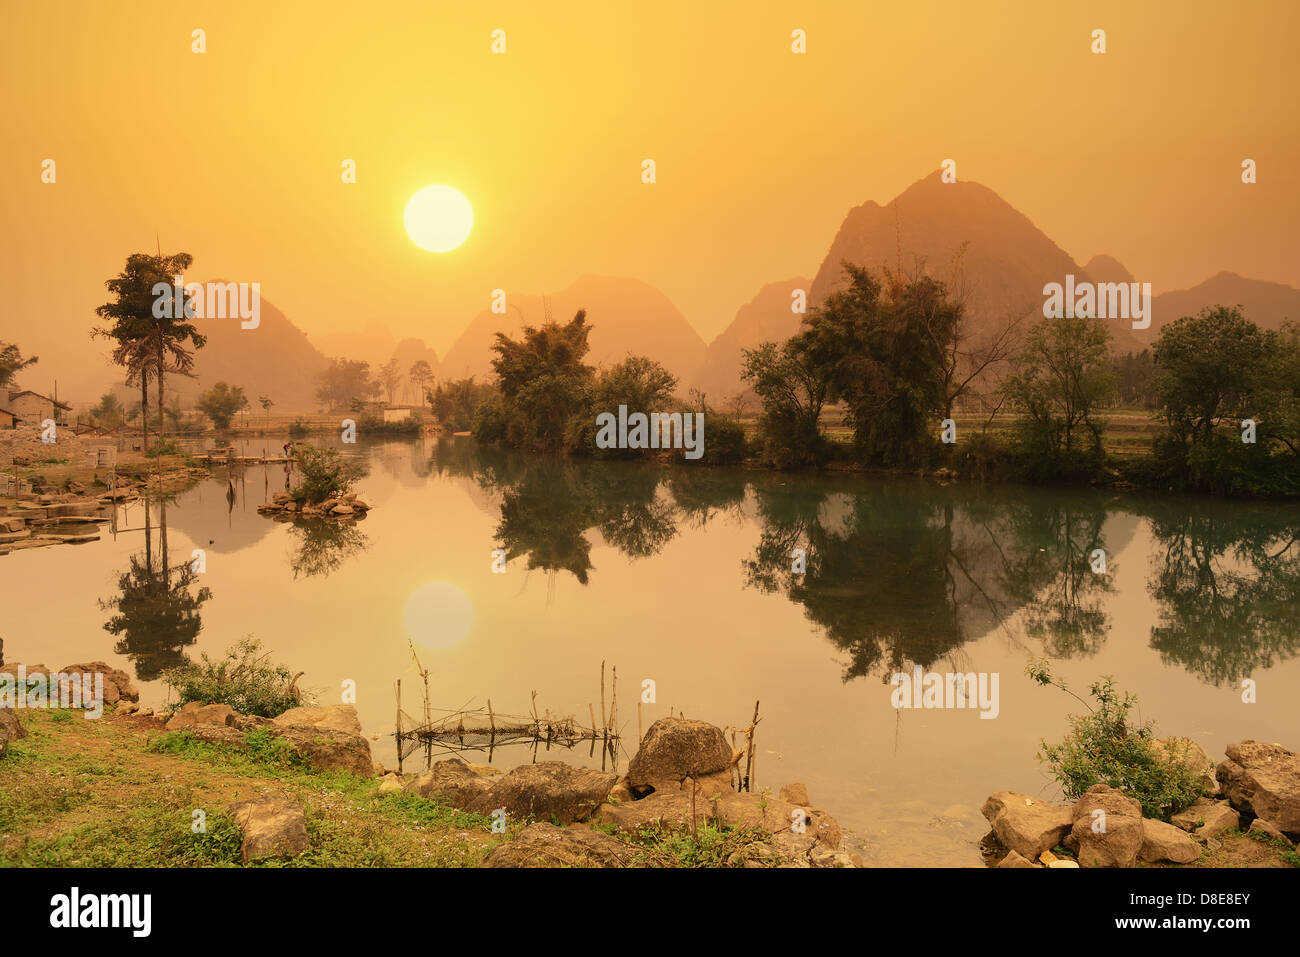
xmin=0 ymin=707 xmax=509 ymax=868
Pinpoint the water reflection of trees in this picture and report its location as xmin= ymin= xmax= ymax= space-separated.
xmin=100 ymin=497 xmax=212 ymax=681
xmin=1142 ymin=502 xmax=1300 ymax=686
xmin=286 ymin=518 xmax=370 ymax=579
xmin=741 ymin=480 xmax=1116 ymax=680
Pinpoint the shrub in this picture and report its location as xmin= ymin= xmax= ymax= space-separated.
xmin=679 ymin=413 xmax=747 ymax=466
xmin=1028 ymin=661 xmax=1204 ymax=819
xmin=162 ymin=637 xmax=314 ymax=717
xmin=290 ymin=444 xmax=363 ymax=504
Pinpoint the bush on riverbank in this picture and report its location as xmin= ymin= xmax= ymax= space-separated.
xmin=162 ymin=637 xmax=314 ymax=717
xmin=290 ymin=444 xmax=363 ymax=504
xmin=1028 ymin=663 xmax=1204 ymax=819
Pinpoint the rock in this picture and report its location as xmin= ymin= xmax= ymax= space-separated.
xmin=1152 ymin=737 xmax=1217 ymax=795
xmin=351 ymin=499 xmax=370 ymax=511
xmin=1070 ymin=785 xmax=1145 ymax=868
xmin=227 ymin=798 xmax=310 ymax=863
xmin=377 ymin=773 xmax=405 ymax=795
xmin=274 ymin=725 xmax=373 ymax=776
xmin=466 ymin=763 xmax=502 ymax=778
xmin=596 ymin=788 xmax=840 ymax=849
xmin=183 ymin=723 xmax=248 ymax=747
xmin=165 ymin=702 xmax=236 ymax=731
xmin=230 ymin=713 xmax=274 ymax=731
xmin=57 ymin=661 xmax=139 ymax=704
xmin=626 ymin=717 xmax=733 ymax=794
xmin=1247 ymin=817 xmax=1294 ymax=847
xmin=663 ymin=769 xmax=733 ymax=798
xmin=481 ymin=762 xmax=618 ymax=825
xmin=481 ymin=822 xmax=632 ymax=868
xmin=1192 ymin=801 xmax=1241 ymax=840
xmin=329 ymin=504 xmax=354 ymax=516
xmin=0 ymin=708 xmax=27 ymax=754
xmin=1047 ymin=859 xmax=1080 ymax=868
xmin=996 ymin=849 xmax=1038 ymax=868
xmin=606 ymin=777 xmax=635 ymax=803
xmin=1216 ymin=740 xmax=1300 ymax=833
xmin=1139 ymin=818 xmax=1202 ymax=864
xmin=406 ymin=757 xmax=493 ymax=807
xmin=272 ymin=492 xmax=291 ymax=504
xmin=980 ymin=791 xmax=1073 ymax=861
xmin=272 ymin=704 xmax=363 ymax=736
xmin=1170 ymin=797 xmax=1236 ymax=836
xmin=780 ymin=782 xmax=811 ymax=806
xmin=117 ymin=701 xmax=139 ymax=716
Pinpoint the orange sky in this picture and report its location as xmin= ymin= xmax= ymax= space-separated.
xmin=2 ymin=0 xmax=1298 ymax=392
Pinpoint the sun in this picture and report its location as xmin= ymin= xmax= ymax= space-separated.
xmin=404 ymin=185 xmax=473 ymax=253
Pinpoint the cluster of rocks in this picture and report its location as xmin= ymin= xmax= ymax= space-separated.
xmin=984 ymin=737 xmax=1298 ymax=868
xmin=1 ymin=660 xmax=140 ymax=752
xmin=395 ymin=716 xmax=858 ymax=868
xmin=256 ymin=491 xmax=371 ymax=519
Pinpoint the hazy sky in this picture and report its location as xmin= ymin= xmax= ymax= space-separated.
xmin=3 ymin=0 xmax=1297 ymax=395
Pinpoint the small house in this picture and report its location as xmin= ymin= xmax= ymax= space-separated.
xmin=7 ymin=390 xmax=71 ymax=426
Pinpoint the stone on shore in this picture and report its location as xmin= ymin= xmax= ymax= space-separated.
xmin=996 ymin=849 xmax=1038 ymax=868
xmin=626 ymin=717 xmax=733 ymax=795
xmin=228 ymin=798 xmax=310 ymax=863
xmin=166 ymin=702 xmax=236 ymax=730
xmin=57 ymin=661 xmax=139 ymax=704
xmin=1069 ymin=784 xmax=1145 ymax=868
xmin=1216 ymin=740 xmax=1300 ymax=834
xmin=481 ymin=822 xmax=631 ymax=868
xmin=1247 ymin=817 xmax=1294 ymax=847
xmin=980 ymin=790 xmax=1072 ymax=861
xmin=1139 ymin=818 xmax=1202 ymax=864
xmin=405 ymin=757 xmax=617 ymax=825
xmin=273 ymin=704 xmax=363 ymax=736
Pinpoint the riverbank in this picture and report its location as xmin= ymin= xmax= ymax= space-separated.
xmin=0 ymin=700 xmax=855 ymax=868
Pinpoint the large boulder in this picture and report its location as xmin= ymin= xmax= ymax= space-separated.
xmin=274 ymin=725 xmax=373 ymax=776
xmin=1069 ymin=784 xmax=1144 ymax=868
xmin=166 ymin=702 xmax=236 ymax=731
xmin=1216 ymin=740 xmax=1300 ymax=834
xmin=227 ymin=798 xmax=310 ymax=863
xmin=273 ymin=704 xmax=362 ymax=736
xmin=596 ymin=788 xmax=840 ymax=849
xmin=1171 ymin=798 xmax=1239 ymax=838
xmin=980 ymin=791 xmax=1072 ymax=861
xmin=481 ymin=822 xmax=631 ymax=868
xmin=483 ymin=762 xmax=618 ymax=825
xmin=406 ymin=758 xmax=616 ymax=824
xmin=57 ymin=661 xmax=139 ymax=704
xmin=1139 ymin=819 xmax=1202 ymax=864
xmin=1152 ymin=737 xmax=1217 ymax=795
xmin=626 ymin=717 xmax=733 ymax=794
xmin=0 ymin=708 xmax=26 ymax=755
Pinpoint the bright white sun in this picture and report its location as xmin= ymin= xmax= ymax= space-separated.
xmin=404 ymin=185 xmax=473 ymax=253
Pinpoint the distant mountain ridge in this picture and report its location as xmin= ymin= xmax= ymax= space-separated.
xmin=439 ymin=274 xmax=707 ymax=387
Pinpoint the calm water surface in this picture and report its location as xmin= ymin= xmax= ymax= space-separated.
xmin=7 ymin=436 xmax=1299 ymax=865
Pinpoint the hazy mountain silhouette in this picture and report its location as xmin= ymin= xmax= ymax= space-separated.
xmin=1082 ymin=254 xmax=1136 ymax=286
xmin=440 ymin=275 xmax=706 ymax=387
xmin=692 ymin=277 xmax=809 ymax=401
xmin=176 ymin=294 xmax=330 ymax=411
xmin=1151 ymin=272 xmax=1300 ymax=333
xmin=314 ymin=320 xmax=399 ymax=373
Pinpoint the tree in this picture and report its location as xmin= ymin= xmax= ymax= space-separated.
xmin=0 ymin=341 xmax=37 ymax=389
xmin=315 ymin=358 xmax=379 ymax=412
xmin=196 ymin=382 xmax=248 ymax=429
xmin=259 ymin=395 xmax=274 ymax=425
xmin=378 ymin=358 xmax=402 ymax=405
xmin=409 ymin=360 xmax=433 ymax=406
xmin=475 ymin=311 xmax=595 ymax=452
xmin=428 ymin=376 xmax=495 ymax=432
xmin=90 ymin=393 xmax=124 ymax=428
xmin=1002 ymin=312 xmax=1116 ymax=477
xmin=740 ymin=339 xmax=831 ymax=468
xmin=94 ymin=253 xmax=207 ymax=450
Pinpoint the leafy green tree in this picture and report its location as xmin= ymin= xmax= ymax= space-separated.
xmin=428 ymin=376 xmax=494 ymax=432
xmin=94 ymin=253 xmax=206 ymax=450
xmin=315 ymin=358 xmax=379 ymax=412
xmin=290 ymin=444 xmax=363 ymax=504
xmin=0 ymin=341 xmax=37 ymax=389
xmin=258 ymin=395 xmax=274 ymax=425
xmin=475 ymin=310 xmax=594 ymax=453
xmin=740 ymin=339 xmax=831 ymax=468
xmin=1003 ymin=312 xmax=1116 ymax=477
xmin=90 ymin=393 xmax=124 ymax=428
xmin=409 ymin=360 xmax=433 ymax=404
xmin=196 ymin=382 xmax=248 ymax=429
xmin=574 ymin=355 xmax=679 ymax=456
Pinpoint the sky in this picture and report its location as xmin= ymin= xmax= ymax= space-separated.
xmin=2 ymin=0 xmax=1298 ymax=396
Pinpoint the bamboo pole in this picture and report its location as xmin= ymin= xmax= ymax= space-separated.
xmin=395 ymin=679 xmax=403 ymax=775
xmin=743 ymin=700 xmax=760 ymax=792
